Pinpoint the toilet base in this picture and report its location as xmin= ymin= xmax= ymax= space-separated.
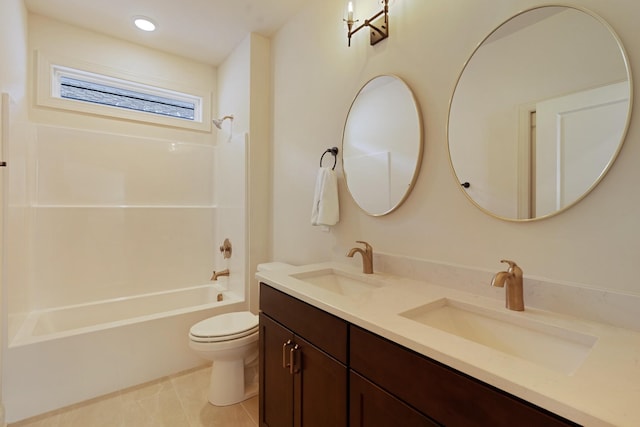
xmin=207 ymin=354 xmax=259 ymax=406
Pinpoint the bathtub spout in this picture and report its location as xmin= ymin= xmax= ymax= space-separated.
xmin=211 ymin=269 xmax=230 ymax=281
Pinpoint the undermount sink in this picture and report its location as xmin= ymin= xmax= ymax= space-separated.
xmin=400 ymin=298 xmax=597 ymax=375
xmin=290 ymin=268 xmax=385 ymax=297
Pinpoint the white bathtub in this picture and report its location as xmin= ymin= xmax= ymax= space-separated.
xmin=4 ymin=285 xmax=246 ymax=423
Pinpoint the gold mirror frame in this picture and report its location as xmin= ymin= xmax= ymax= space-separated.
xmin=342 ymin=75 xmax=424 ymax=216
xmin=447 ymin=5 xmax=633 ymax=222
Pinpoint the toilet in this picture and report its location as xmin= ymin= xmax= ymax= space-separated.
xmin=188 ymin=262 xmax=293 ymax=406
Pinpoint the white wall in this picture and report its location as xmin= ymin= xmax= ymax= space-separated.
xmin=216 ymin=35 xmax=252 ymax=308
xmin=0 ymin=0 xmax=28 ymax=423
xmin=247 ymin=34 xmax=272 ymax=313
xmin=0 ymin=0 xmax=28 ymax=111
xmin=218 ymin=33 xmax=271 ymax=314
xmin=270 ymin=0 xmax=640 ymax=296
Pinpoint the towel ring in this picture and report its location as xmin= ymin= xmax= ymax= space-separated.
xmin=320 ymin=147 xmax=339 ymax=170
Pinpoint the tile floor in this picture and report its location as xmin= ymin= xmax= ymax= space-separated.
xmin=8 ymin=366 xmax=258 ymax=427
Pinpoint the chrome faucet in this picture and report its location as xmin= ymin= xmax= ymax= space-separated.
xmin=211 ymin=269 xmax=230 ymax=281
xmin=491 ymin=260 xmax=524 ymax=311
xmin=346 ymin=241 xmax=373 ymax=274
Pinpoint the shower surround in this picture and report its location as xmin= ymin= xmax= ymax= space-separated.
xmin=3 ymin=123 xmax=248 ymax=422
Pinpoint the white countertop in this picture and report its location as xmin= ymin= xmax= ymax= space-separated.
xmin=256 ymin=262 xmax=640 ymax=427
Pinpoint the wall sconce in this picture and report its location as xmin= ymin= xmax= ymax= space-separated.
xmin=344 ymin=0 xmax=389 ymax=47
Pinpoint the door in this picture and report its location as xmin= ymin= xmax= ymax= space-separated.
xmin=535 ymin=82 xmax=628 ymax=216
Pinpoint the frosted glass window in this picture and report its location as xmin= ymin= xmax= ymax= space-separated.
xmin=52 ymin=65 xmax=202 ymax=122
xmin=60 ymin=77 xmax=195 ymax=120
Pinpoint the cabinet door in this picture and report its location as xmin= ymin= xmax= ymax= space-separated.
xmin=260 ymin=313 xmax=348 ymax=427
xmin=260 ymin=314 xmax=294 ymax=427
xmin=351 ymin=326 xmax=579 ymax=427
xmin=294 ymin=334 xmax=347 ymax=427
xmin=350 ymin=372 xmax=439 ymax=427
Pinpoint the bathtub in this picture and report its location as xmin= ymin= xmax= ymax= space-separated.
xmin=4 ymin=285 xmax=246 ymax=423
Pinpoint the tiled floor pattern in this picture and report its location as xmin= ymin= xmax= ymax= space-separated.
xmin=8 ymin=366 xmax=258 ymax=427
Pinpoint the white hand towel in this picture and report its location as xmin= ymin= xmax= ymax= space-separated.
xmin=311 ymin=167 xmax=339 ymax=226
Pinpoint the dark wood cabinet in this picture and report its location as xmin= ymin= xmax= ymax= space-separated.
xmin=259 ymin=283 xmax=580 ymax=427
xmin=259 ymin=284 xmax=348 ymax=427
xmin=350 ymin=325 xmax=580 ymax=427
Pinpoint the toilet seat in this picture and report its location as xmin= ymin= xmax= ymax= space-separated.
xmin=189 ymin=311 xmax=258 ymax=343
xmin=190 ymin=327 xmax=258 ymax=343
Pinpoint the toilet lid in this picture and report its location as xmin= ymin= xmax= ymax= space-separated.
xmin=190 ymin=311 xmax=258 ymax=339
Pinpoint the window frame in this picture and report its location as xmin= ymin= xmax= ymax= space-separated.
xmin=36 ymin=51 xmax=212 ymax=132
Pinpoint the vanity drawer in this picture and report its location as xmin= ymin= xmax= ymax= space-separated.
xmin=260 ymin=283 xmax=348 ymax=364
xmin=350 ymin=326 xmax=579 ymax=427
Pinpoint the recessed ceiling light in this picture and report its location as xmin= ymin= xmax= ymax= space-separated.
xmin=133 ymin=16 xmax=156 ymax=32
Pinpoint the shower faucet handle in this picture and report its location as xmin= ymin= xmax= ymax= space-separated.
xmin=219 ymin=238 xmax=232 ymax=259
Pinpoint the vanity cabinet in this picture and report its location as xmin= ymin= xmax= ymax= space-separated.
xmin=259 ymin=284 xmax=348 ymax=427
xmin=259 ymin=283 xmax=579 ymax=427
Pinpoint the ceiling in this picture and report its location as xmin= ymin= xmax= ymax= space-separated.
xmin=24 ymin=0 xmax=312 ymax=66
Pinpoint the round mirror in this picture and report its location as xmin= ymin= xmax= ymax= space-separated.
xmin=448 ymin=6 xmax=632 ymax=221
xmin=343 ymin=75 xmax=423 ymax=216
